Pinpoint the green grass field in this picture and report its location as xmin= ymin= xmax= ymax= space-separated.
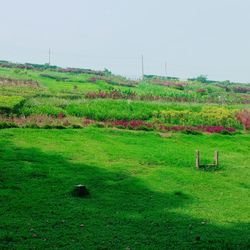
xmin=0 ymin=128 xmax=249 ymax=249
xmin=0 ymin=62 xmax=250 ymax=249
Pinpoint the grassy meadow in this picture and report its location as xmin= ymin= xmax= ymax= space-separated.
xmin=0 ymin=62 xmax=249 ymax=249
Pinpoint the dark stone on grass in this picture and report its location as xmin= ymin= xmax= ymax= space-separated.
xmin=174 ymin=191 xmax=182 ymax=196
xmin=195 ymin=235 xmax=201 ymax=241
xmin=72 ymin=184 xmax=89 ymax=198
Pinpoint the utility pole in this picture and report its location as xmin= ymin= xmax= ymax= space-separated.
xmin=141 ymin=54 xmax=144 ymax=80
xmin=48 ymin=48 xmax=51 ymax=65
xmin=165 ymin=61 xmax=167 ymax=78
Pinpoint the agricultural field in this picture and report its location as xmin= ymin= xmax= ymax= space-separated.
xmin=0 ymin=61 xmax=250 ymax=249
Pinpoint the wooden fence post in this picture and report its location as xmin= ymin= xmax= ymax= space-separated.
xmin=214 ymin=151 xmax=219 ymax=166
xmin=196 ymin=150 xmax=200 ymax=169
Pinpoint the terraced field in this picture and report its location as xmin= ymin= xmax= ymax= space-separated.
xmin=0 ymin=62 xmax=249 ymax=249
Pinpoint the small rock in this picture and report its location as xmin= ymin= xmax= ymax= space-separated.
xmin=72 ymin=185 xmax=89 ymax=197
xmin=174 ymin=191 xmax=182 ymax=196
xmin=195 ymin=235 xmax=201 ymax=241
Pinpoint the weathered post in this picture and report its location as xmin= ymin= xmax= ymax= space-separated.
xmin=196 ymin=150 xmax=200 ymax=169
xmin=214 ymin=151 xmax=219 ymax=166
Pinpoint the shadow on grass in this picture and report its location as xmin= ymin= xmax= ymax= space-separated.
xmin=198 ymin=164 xmax=221 ymax=172
xmin=0 ymin=139 xmax=249 ymax=249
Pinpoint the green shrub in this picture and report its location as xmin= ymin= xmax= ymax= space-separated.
xmin=53 ymin=125 xmax=66 ymax=129
xmin=0 ymin=122 xmax=18 ymax=129
xmin=157 ymin=107 xmax=240 ymax=128
xmin=43 ymin=125 xmax=53 ymax=129
xmin=25 ymin=124 xmax=39 ymax=129
xmin=71 ymin=124 xmax=82 ymax=129
xmin=220 ymin=130 xmax=234 ymax=135
xmin=20 ymin=105 xmax=66 ymax=117
xmin=0 ymin=96 xmax=25 ymax=114
xmin=182 ymin=130 xmax=202 ymax=135
xmin=66 ymin=100 xmax=154 ymax=121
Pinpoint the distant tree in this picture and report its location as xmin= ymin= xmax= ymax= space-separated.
xmin=104 ymin=68 xmax=112 ymax=76
xmin=188 ymin=75 xmax=209 ymax=83
xmin=222 ymin=80 xmax=231 ymax=85
xmin=195 ymin=75 xmax=208 ymax=83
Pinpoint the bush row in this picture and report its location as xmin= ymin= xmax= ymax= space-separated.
xmin=83 ymin=89 xmax=250 ymax=104
xmin=2 ymin=95 xmax=249 ymax=130
xmin=19 ymin=98 xmax=248 ymax=128
xmin=0 ymin=115 xmax=236 ymax=134
xmin=154 ymin=107 xmax=240 ymax=128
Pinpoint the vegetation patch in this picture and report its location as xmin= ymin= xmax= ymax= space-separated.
xmin=0 ymin=96 xmax=25 ymax=114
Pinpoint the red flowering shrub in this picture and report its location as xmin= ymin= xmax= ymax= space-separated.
xmin=87 ymin=76 xmax=137 ymax=87
xmin=196 ymin=126 xmax=235 ymax=133
xmin=110 ymin=120 xmax=153 ymax=131
xmin=82 ymin=118 xmax=95 ymax=127
xmin=57 ymin=113 xmax=65 ymax=119
xmin=233 ymin=87 xmax=250 ymax=93
xmin=151 ymin=79 xmax=186 ymax=89
xmin=159 ymin=81 xmax=186 ymax=90
xmin=85 ymin=90 xmax=137 ymax=100
xmin=0 ymin=115 xmax=236 ymax=134
xmin=236 ymin=109 xmax=250 ymax=130
xmin=88 ymin=77 xmax=97 ymax=83
xmin=106 ymin=120 xmax=235 ymax=133
xmin=196 ymin=89 xmax=206 ymax=93
xmin=83 ymin=89 xmax=248 ymax=104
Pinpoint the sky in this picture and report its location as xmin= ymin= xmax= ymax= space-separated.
xmin=0 ymin=0 xmax=250 ymax=82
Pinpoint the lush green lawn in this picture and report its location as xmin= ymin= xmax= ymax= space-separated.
xmin=0 ymin=128 xmax=249 ymax=249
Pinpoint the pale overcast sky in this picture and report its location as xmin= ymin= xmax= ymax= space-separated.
xmin=0 ymin=0 xmax=250 ymax=82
